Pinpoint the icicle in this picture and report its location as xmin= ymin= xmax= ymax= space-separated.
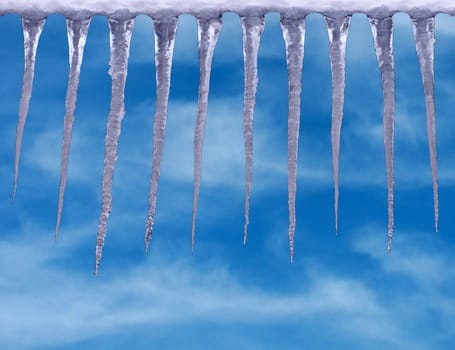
xmin=144 ymin=16 xmax=178 ymax=255
xmin=13 ymin=17 xmax=46 ymax=200
xmin=55 ymin=17 xmax=91 ymax=240
xmin=191 ymin=14 xmax=222 ymax=251
xmin=94 ymin=17 xmax=135 ymax=276
xmin=240 ymin=14 xmax=265 ymax=246
xmin=324 ymin=15 xmax=351 ymax=233
xmin=411 ymin=16 xmax=439 ymax=232
xmin=369 ymin=16 xmax=395 ymax=255
xmin=280 ymin=14 xmax=306 ymax=263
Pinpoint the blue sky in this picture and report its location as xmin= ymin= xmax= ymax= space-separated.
xmin=1 ymin=11 xmax=455 ymax=350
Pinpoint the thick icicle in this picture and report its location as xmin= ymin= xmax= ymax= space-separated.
xmin=411 ymin=16 xmax=439 ymax=232
xmin=144 ymin=16 xmax=178 ymax=255
xmin=280 ymin=14 xmax=306 ymax=263
xmin=369 ymin=16 xmax=395 ymax=255
xmin=324 ymin=15 xmax=351 ymax=233
xmin=191 ymin=14 xmax=222 ymax=251
xmin=13 ymin=18 xmax=46 ymax=199
xmin=94 ymin=17 xmax=134 ymax=276
xmin=55 ymin=18 xmax=91 ymax=240
xmin=240 ymin=14 xmax=265 ymax=246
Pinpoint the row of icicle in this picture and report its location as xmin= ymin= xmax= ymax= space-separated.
xmin=11 ymin=12 xmax=438 ymax=275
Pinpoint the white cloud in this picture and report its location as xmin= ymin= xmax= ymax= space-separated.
xmin=0 ymin=223 xmax=384 ymax=349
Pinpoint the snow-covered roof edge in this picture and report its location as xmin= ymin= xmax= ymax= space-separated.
xmin=0 ymin=0 xmax=454 ymax=18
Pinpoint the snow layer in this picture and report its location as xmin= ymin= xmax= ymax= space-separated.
xmin=0 ymin=0 xmax=454 ymax=17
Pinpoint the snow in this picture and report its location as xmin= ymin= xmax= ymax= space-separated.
xmin=1 ymin=0 xmax=454 ymax=16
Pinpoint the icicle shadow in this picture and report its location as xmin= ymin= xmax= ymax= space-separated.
xmin=13 ymin=17 xmax=46 ymax=200
xmin=94 ymin=17 xmax=135 ymax=276
xmin=411 ymin=15 xmax=439 ymax=232
xmin=324 ymin=14 xmax=351 ymax=233
xmin=280 ymin=13 xmax=306 ymax=263
xmin=240 ymin=13 xmax=265 ymax=246
xmin=191 ymin=13 xmax=222 ymax=251
xmin=55 ymin=17 xmax=91 ymax=240
xmin=369 ymin=16 xmax=395 ymax=255
xmin=144 ymin=15 xmax=178 ymax=255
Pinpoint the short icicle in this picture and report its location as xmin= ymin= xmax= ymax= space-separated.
xmin=13 ymin=18 xmax=46 ymax=200
xmin=240 ymin=14 xmax=265 ymax=246
xmin=55 ymin=17 xmax=91 ymax=240
xmin=411 ymin=16 xmax=439 ymax=232
xmin=191 ymin=14 xmax=222 ymax=251
xmin=144 ymin=16 xmax=178 ymax=255
xmin=369 ymin=16 xmax=395 ymax=255
xmin=324 ymin=15 xmax=351 ymax=233
xmin=94 ymin=17 xmax=135 ymax=276
xmin=280 ymin=14 xmax=306 ymax=263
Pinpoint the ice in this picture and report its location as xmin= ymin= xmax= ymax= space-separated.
xmin=55 ymin=17 xmax=91 ymax=240
xmin=280 ymin=13 xmax=306 ymax=263
xmin=240 ymin=14 xmax=265 ymax=246
xmin=13 ymin=18 xmax=46 ymax=200
xmin=369 ymin=16 xmax=395 ymax=255
xmin=191 ymin=14 xmax=222 ymax=251
xmin=0 ymin=4 xmax=451 ymax=267
xmin=324 ymin=15 xmax=351 ymax=233
xmin=94 ymin=17 xmax=135 ymax=276
xmin=411 ymin=16 xmax=439 ymax=233
xmin=144 ymin=16 xmax=179 ymax=255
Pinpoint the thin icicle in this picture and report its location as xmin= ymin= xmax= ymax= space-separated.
xmin=369 ymin=16 xmax=395 ymax=255
xmin=13 ymin=17 xmax=46 ymax=200
xmin=55 ymin=17 xmax=91 ymax=240
xmin=191 ymin=14 xmax=222 ymax=251
xmin=240 ymin=14 xmax=265 ymax=246
xmin=144 ymin=16 xmax=178 ymax=255
xmin=94 ymin=17 xmax=134 ymax=276
xmin=324 ymin=15 xmax=351 ymax=234
xmin=280 ymin=14 xmax=306 ymax=263
xmin=411 ymin=16 xmax=439 ymax=233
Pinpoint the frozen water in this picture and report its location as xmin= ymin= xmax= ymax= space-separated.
xmin=325 ymin=15 xmax=351 ymax=233
xmin=191 ymin=14 xmax=222 ymax=251
xmin=369 ymin=16 xmax=395 ymax=255
xmin=280 ymin=13 xmax=306 ymax=263
xmin=145 ymin=16 xmax=179 ymax=255
xmin=240 ymin=13 xmax=265 ymax=246
xmin=0 ymin=0 xmax=450 ymax=270
xmin=55 ymin=18 xmax=91 ymax=239
xmin=412 ymin=16 xmax=439 ymax=233
xmin=13 ymin=18 xmax=46 ymax=200
xmin=95 ymin=17 xmax=135 ymax=276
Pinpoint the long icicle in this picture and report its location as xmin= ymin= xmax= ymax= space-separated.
xmin=324 ymin=15 xmax=351 ymax=233
xmin=240 ymin=14 xmax=265 ymax=246
xmin=369 ymin=16 xmax=395 ymax=255
xmin=55 ymin=17 xmax=91 ymax=240
xmin=94 ymin=17 xmax=134 ymax=276
xmin=13 ymin=17 xmax=46 ymax=200
xmin=144 ymin=16 xmax=178 ymax=255
xmin=280 ymin=14 xmax=306 ymax=263
xmin=191 ymin=14 xmax=222 ymax=251
xmin=411 ymin=16 xmax=439 ymax=232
